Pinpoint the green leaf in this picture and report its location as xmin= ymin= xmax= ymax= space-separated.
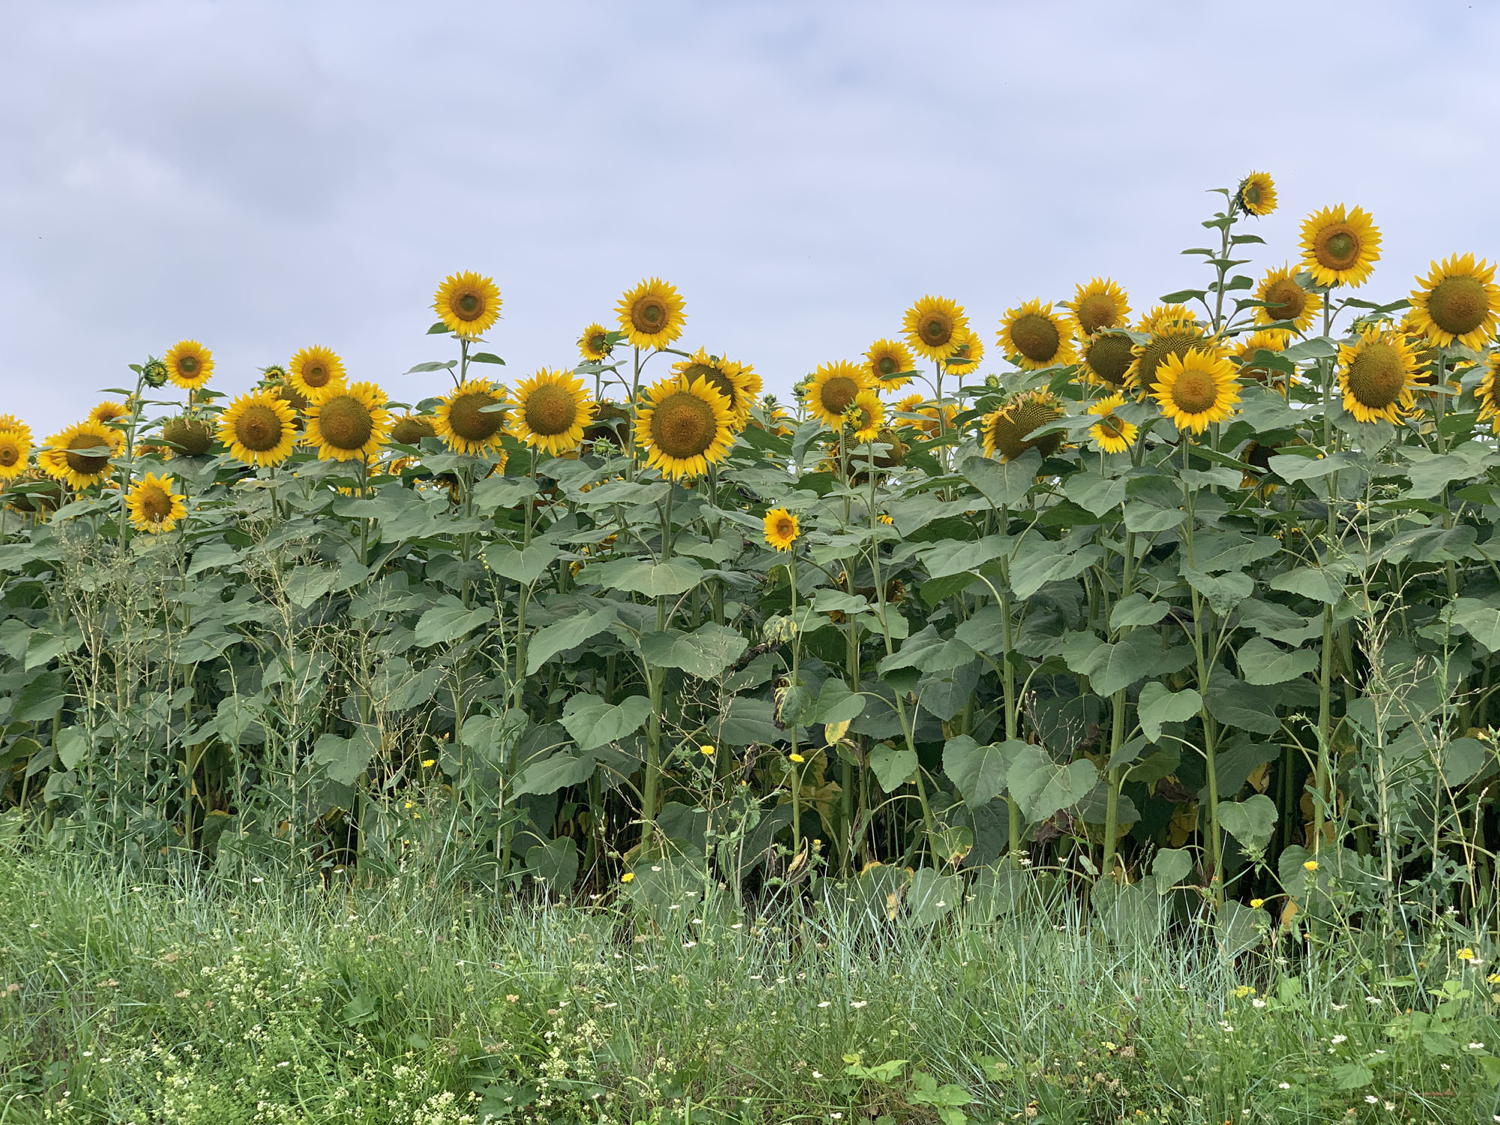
xmin=1204 ymin=674 xmax=1281 ymax=736
xmin=1063 ymin=474 xmax=1125 ymax=517
xmin=919 ymin=534 xmax=1011 ymax=579
xmin=1110 ymin=594 xmax=1170 ymax=631
xmin=1137 ymin=683 xmax=1202 ymax=742
xmin=1448 ymin=597 xmax=1500 ymax=653
xmin=24 ymin=628 xmax=82 ymax=672
xmin=870 ymin=744 xmax=918 ymax=792
xmin=405 ymin=359 xmax=458 ymax=373
xmin=879 ymin=626 xmax=978 ymax=676
xmin=960 ymin=453 xmax=1037 ymax=508
xmin=1151 ymin=847 xmax=1193 ymax=894
xmin=413 ymin=598 xmax=493 ymax=647
xmin=1009 ymin=533 xmax=1103 ymax=599
xmin=284 ymin=565 xmax=341 ymax=608
xmin=583 ymin=556 xmax=705 ymax=596
xmin=1123 ymin=501 xmax=1185 ymax=534
xmin=1006 ymin=746 xmax=1098 ymax=824
xmin=55 ymin=726 xmax=89 ymax=771
xmin=312 ymin=728 xmax=380 ymax=787
xmin=1072 ymin=630 xmax=1168 ymax=697
xmin=1269 ymin=566 xmax=1344 ymax=604
xmin=1237 ymin=636 xmax=1319 ymax=685
xmin=639 ymin=623 xmax=748 ymax=679
xmin=1441 ymin=737 xmax=1490 ymax=786
xmin=526 ymin=836 xmax=578 ymax=894
xmin=8 ymin=671 xmax=64 ymax=723
xmin=1217 ymin=794 xmax=1277 ymax=858
xmin=484 ymin=542 xmax=559 ymax=585
xmin=469 ymin=351 xmax=506 ymax=365
xmin=513 ymin=751 xmax=594 ymax=796
xmin=559 ymin=693 xmax=651 ymax=751
xmin=943 ymin=736 xmax=1023 ymax=806
xmin=803 ymin=677 xmax=866 ymax=725
xmin=526 ymin=608 xmax=616 ymax=674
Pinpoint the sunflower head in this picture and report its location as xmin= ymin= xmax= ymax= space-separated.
xmin=140 ymin=357 xmax=170 ymax=389
xmin=160 ymin=416 xmax=215 ymax=457
xmin=636 ymin=375 xmax=735 ymax=480
xmin=1081 ymin=331 xmax=1138 ymax=389
xmin=288 ymin=346 xmax=348 ymax=396
xmin=1235 ymin=172 xmax=1277 ymax=217
xmin=1254 ymin=266 xmax=1322 ymax=333
xmin=866 ymin=338 xmax=915 ymax=390
xmin=806 ymin=361 xmax=875 ymax=430
xmin=1234 ymin=330 xmax=1292 ymax=384
xmin=0 ymin=428 xmax=30 ymax=481
xmin=390 ymin=414 xmax=438 ymax=446
xmin=433 ymin=378 xmax=510 ymax=455
xmin=306 ymin=382 xmax=392 ymax=462
xmin=1151 ymin=347 xmax=1241 ymax=434
xmin=510 ymin=370 xmax=595 ymax=457
xmin=981 ymin=392 xmax=1065 ymax=462
xmin=579 ymin=322 xmax=616 ymax=362
xmin=3 ymin=469 xmax=63 ymax=514
xmin=944 ymin=327 xmax=985 ymax=375
xmin=1130 ymin=322 xmax=1215 ymax=396
xmin=38 ymin=421 xmax=117 ymax=489
xmin=0 ymin=415 xmax=34 ymax=445
xmin=763 ymin=508 xmax=800 ymax=552
xmin=1067 ymin=278 xmax=1131 ymax=337
xmin=998 ymin=299 xmax=1077 ymax=370
xmin=164 ymin=340 xmax=214 ymax=389
xmin=1087 ymin=393 xmax=1138 ymax=455
xmin=902 ymin=295 xmax=969 ymax=361
xmin=1477 ymin=355 xmax=1500 ymax=429
xmin=88 ymin=400 xmax=130 ymax=427
xmin=673 ymin=349 xmax=761 ymax=428
xmin=1408 ymin=253 xmax=1500 ymax=350
xmin=616 ymin=278 xmax=686 ymax=350
xmin=583 ymin=400 xmax=632 ymax=449
xmin=434 ymin=271 xmax=502 ymax=338
xmin=845 ymin=390 xmax=886 ymax=443
xmin=125 ymin=472 xmax=186 ymax=533
xmin=1337 ymin=326 xmax=1418 ymax=424
xmin=218 ymin=390 xmax=297 ymax=468
xmin=1299 ymin=204 xmax=1382 ymax=288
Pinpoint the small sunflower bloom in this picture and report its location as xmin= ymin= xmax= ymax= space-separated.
xmin=1235 ymin=171 xmax=1277 ymax=217
xmin=903 ymin=295 xmax=968 ymax=362
xmin=164 ymin=340 xmax=214 ymax=390
xmin=1408 ymin=253 xmax=1500 ymax=350
xmin=763 ymin=507 xmax=800 ymax=552
xmin=125 ymin=472 xmax=187 ymax=533
xmin=1303 ymin=859 xmax=1319 ymax=872
xmin=1299 ymin=204 xmax=1382 ymax=288
xmin=617 ymin=277 xmax=686 ymax=350
xmin=434 ymin=271 xmax=502 ymax=338
xmin=1086 ymin=393 xmax=1137 ymax=454
xmin=1151 ymin=347 xmax=1240 ymax=434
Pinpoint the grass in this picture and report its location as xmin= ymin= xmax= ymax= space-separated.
xmin=0 ymin=833 xmax=1496 ymax=1123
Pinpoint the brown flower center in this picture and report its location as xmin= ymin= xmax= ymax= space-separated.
xmin=1010 ymin=313 xmax=1060 ymax=363
xmin=1426 ymin=276 xmax=1488 ymax=336
xmin=163 ymin=418 xmax=213 ymax=456
xmin=920 ymin=314 xmax=953 ymax=348
xmin=684 ymin=363 xmax=737 ymax=409
xmin=875 ymin=354 xmax=900 ymax=376
xmin=1084 ymin=333 xmax=1134 ymax=385
xmin=454 ymin=291 xmax=484 ymax=321
xmin=1076 ymin=294 xmax=1120 ymax=334
xmin=774 ymin=516 xmax=796 ymax=540
xmin=138 ymin=484 xmax=173 ymax=524
xmin=0 ymin=443 xmax=19 ymax=468
xmin=64 ymin=433 xmax=110 ymax=476
xmin=1169 ymin=369 xmax=1219 ymax=415
xmin=391 ymin=416 xmax=437 ymax=445
xmin=524 ymin=384 xmax=578 ymax=437
xmin=1263 ymin=278 xmax=1308 ymax=322
xmin=632 ymin=299 xmax=666 ymax=332
xmin=1317 ymin=228 xmax=1360 ymax=270
xmin=652 ymin=392 xmax=717 ymax=458
xmin=1347 ymin=343 xmax=1407 ymax=408
xmin=304 ymin=363 xmax=332 ymax=388
xmin=234 ymin=404 xmax=284 ymax=452
xmin=178 ymin=354 xmax=200 ymax=376
xmin=990 ymin=399 xmax=1062 ymax=461
xmin=450 ymin=391 xmax=504 ymax=441
xmin=318 ymin=396 xmax=374 ymax=450
xmin=1136 ymin=333 xmax=1201 ymax=387
xmin=817 ymin=375 xmax=859 ymax=416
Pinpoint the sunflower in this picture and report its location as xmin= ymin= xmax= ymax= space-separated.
xmin=260 ymin=363 xmax=289 ymax=382
xmin=87 ymin=400 xmax=130 ymax=426
xmin=160 ymin=416 xmax=215 ymax=456
xmin=0 ymin=415 xmax=33 ymax=445
xmin=1233 ymin=330 xmax=1292 ymax=384
xmin=164 ymin=340 xmax=214 ymax=389
xmin=1299 ymin=205 xmax=1382 ymax=288
xmin=673 ymin=349 xmax=761 ymax=429
xmin=903 ymin=295 xmax=969 ymax=361
xmin=37 ymin=421 xmax=117 ymax=488
xmin=866 ymin=338 xmax=915 ymax=390
xmin=1129 ymin=320 xmax=1215 ymax=395
xmin=1080 ymin=331 xmax=1138 ymax=389
xmin=125 ymin=472 xmax=186 ymax=533
xmin=763 ymin=508 xmax=800 ymax=552
xmin=806 ymin=361 xmax=875 ymax=429
xmin=981 ymin=392 xmax=1064 ymax=461
xmin=997 ymin=299 xmax=1077 ymax=370
xmin=218 ymin=389 xmax=297 ymax=467
xmin=1236 ymin=172 xmax=1277 ymax=217
xmin=305 ymin=382 xmax=391 ymax=462
xmin=944 ymin=327 xmax=984 ymax=375
xmin=1066 ymin=278 xmax=1131 ymax=337
xmin=433 ymin=378 xmax=511 ymax=455
xmin=616 ymin=277 xmax=686 ymax=350
xmin=579 ymin=323 xmax=616 ymax=362
xmin=1152 ymin=347 xmax=1241 ymax=434
xmin=1407 ymin=253 xmax=1500 ymax=350
xmin=390 ymin=414 xmax=438 ymax=446
xmin=434 ymin=271 xmax=502 ymax=338
xmin=288 ymin=346 xmax=347 ymax=396
xmin=636 ymin=375 xmax=735 ymax=480
xmin=894 ymin=393 xmax=925 ymax=418
xmin=511 ymin=370 xmax=594 ymax=456
xmin=1254 ymin=265 xmax=1322 ymax=334
xmin=913 ymin=401 xmax=958 ymax=438
xmin=1477 ymin=355 xmax=1500 ymax=429
xmin=1087 ymin=394 xmax=1137 ymax=454
xmin=846 ymin=390 xmax=886 ymax=443
xmin=1337 ymin=326 xmax=1418 ymax=424
xmin=0 ymin=428 xmax=29 ymax=481
xmin=1135 ymin=304 xmax=1200 ymax=335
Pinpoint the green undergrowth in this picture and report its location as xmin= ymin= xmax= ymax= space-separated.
xmin=0 ymin=835 xmax=1496 ymax=1124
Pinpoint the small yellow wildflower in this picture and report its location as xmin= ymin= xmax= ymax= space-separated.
xmin=1457 ymin=948 xmax=1476 ymax=961
xmin=700 ymin=744 xmax=716 ymax=756
xmin=1303 ymin=860 xmax=1319 ymax=872
xmin=620 ymin=872 xmax=636 ymax=884
xmin=1250 ymin=898 xmax=1265 ymax=908
xmin=420 ymin=758 xmax=436 ymax=768
xmin=789 ymin=752 xmax=806 ymax=764
xmin=1232 ymin=985 xmax=1256 ymax=999
xmin=877 ymin=513 xmax=894 ymax=526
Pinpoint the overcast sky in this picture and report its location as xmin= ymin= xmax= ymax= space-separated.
xmin=5 ymin=0 xmax=1498 ymax=435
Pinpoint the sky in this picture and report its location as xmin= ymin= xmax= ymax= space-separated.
xmin=5 ymin=0 xmax=1499 ymax=434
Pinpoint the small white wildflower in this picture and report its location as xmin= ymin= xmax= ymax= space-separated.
xmin=1331 ymin=1034 xmax=1347 ymax=1045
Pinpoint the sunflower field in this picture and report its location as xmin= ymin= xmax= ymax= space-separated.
xmin=2 ymin=174 xmax=1499 ymax=943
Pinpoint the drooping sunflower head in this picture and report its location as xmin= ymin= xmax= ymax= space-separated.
xmin=217 ymin=389 xmax=297 ymax=468
xmin=578 ymin=322 xmax=616 ymax=362
xmin=390 ymin=414 xmax=438 ymax=447
xmin=512 ymin=370 xmax=595 ymax=457
xmin=160 ymin=416 xmax=215 ymax=457
xmin=636 ymin=374 xmax=735 ymax=480
xmin=616 ymin=277 xmax=686 ymax=350
xmin=944 ymin=327 xmax=984 ymax=375
xmin=1233 ymin=329 xmax=1292 ymax=384
xmin=0 ymin=427 xmax=30 ymax=481
xmin=164 ymin=340 xmax=214 ymax=389
xmin=434 ymin=271 xmax=503 ymax=338
xmin=1254 ymin=265 xmax=1322 ymax=333
xmin=845 ymin=390 xmax=886 ymax=443
xmin=1066 ymin=278 xmax=1131 ymax=337
xmin=87 ymin=400 xmax=130 ymax=427
xmin=1129 ymin=321 xmax=1214 ymax=397
xmin=1151 ymin=347 xmax=1241 ymax=435
xmin=806 ymin=361 xmax=875 ymax=430
xmin=1299 ymin=204 xmax=1382 ymax=288
xmin=37 ymin=421 xmax=117 ymax=489
xmin=0 ymin=415 xmax=34 ymax=445
xmin=1080 ymin=331 xmax=1138 ymax=390
xmin=1235 ymin=172 xmax=1277 ymax=217
xmin=1087 ymin=393 xmax=1138 ymax=455
xmin=435 ymin=378 xmax=511 ymax=455
xmin=288 ymin=345 xmax=348 ymax=396
xmin=902 ymin=295 xmax=969 ymax=361
xmin=1337 ymin=326 xmax=1418 ymax=424
xmin=125 ymin=472 xmax=186 ymax=534
xmin=1408 ymin=253 xmax=1500 ymax=350
xmin=866 ymin=338 xmax=915 ymax=390
xmin=305 ymin=382 xmax=392 ymax=462
xmin=981 ymin=391 xmax=1065 ymax=462
xmin=997 ymin=299 xmax=1077 ymax=370
xmin=260 ymin=363 xmax=289 ymax=383
xmin=763 ymin=507 xmax=800 ymax=552
xmin=270 ymin=380 xmax=311 ymax=417
xmin=673 ymin=349 xmax=761 ymax=428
